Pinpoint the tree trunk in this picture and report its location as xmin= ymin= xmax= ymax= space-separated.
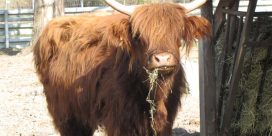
xmin=54 ymin=0 xmax=65 ymax=17
xmin=29 ymin=0 xmax=64 ymax=47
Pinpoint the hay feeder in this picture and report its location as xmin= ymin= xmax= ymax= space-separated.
xmin=199 ymin=0 xmax=272 ymax=135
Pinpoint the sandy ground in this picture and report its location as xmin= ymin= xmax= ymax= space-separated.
xmin=0 ymin=47 xmax=200 ymax=136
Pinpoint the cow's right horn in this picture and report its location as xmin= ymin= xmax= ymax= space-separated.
xmin=183 ymin=0 xmax=207 ymax=13
xmin=104 ymin=0 xmax=134 ymax=16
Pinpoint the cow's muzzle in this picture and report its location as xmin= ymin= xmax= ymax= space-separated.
xmin=147 ymin=53 xmax=177 ymax=75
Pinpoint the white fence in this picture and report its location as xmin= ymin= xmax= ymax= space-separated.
xmin=0 ymin=9 xmax=33 ymax=49
xmin=0 ymin=1 xmax=272 ymax=49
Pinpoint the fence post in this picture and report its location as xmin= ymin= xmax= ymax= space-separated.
xmin=199 ymin=0 xmax=216 ymax=135
xmin=4 ymin=10 xmax=9 ymax=48
xmin=81 ymin=0 xmax=83 ymax=8
xmin=32 ymin=0 xmax=34 ymax=9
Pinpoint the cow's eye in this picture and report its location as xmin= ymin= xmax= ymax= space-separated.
xmin=132 ymin=34 xmax=138 ymax=39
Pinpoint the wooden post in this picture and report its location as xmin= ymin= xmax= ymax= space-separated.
xmin=215 ymin=0 xmax=240 ymax=132
xmin=213 ymin=0 xmax=237 ymax=42
xmin=199 ymin=0 xmax=216 ymax=136
xmin=4 ymin=10 xmax=9 ymax=48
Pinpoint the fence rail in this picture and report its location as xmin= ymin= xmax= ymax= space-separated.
xmin=1 ymin=1 xmax=272 ymax=49
xmin=0 ymin=0 xmax=193 ymax=10
xmin=1 ymin=0 xmax=270 ymax=10
xmin=0 ymin=9 xmax=33 ymax=49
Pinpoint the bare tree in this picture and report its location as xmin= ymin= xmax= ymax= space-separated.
xmin=29 ymin=0 xmax=64 ymax=47
xmin=54 ymin=0 xmax=65 ymax=17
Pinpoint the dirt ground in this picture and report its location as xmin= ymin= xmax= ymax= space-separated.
xmin=0 ymin=47 xmax=200 ymax=136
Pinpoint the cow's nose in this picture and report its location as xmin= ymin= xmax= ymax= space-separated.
xmin=147 ymin=53 xmax=177 ymax=70
xmin=153 ymin=53 xmax=171 ymax=66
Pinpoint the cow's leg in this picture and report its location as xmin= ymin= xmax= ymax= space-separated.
xmin=158 ymin=124 xmax=172 ymax=136
xmin=44 ymin=86 xmax=96 ymax=136
xmin=55 ymin=116 xmax=95 ymax=136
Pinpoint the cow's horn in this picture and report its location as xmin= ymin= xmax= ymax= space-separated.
xmin=184 ymin=0 xmax=207 ymax=13
xmin=104 ymin=0 xmax=134 ymax=16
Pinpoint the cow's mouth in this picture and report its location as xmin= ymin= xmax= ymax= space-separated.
xmin=156 ymin=66 xmax=175 ymax=76
xmin=147 ymin=66 xmax=175 ymax=78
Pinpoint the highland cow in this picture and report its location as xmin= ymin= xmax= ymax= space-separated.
xmin=33 ymin=0 xmax=211 ymax=135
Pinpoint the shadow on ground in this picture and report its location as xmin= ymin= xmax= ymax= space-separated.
xmin=173 ymin=128 xmax=200 ymax=136
xmin=0 ymin=48 xmax=22 ymax=56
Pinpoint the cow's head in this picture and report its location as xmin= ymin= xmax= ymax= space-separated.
xmin=105 ymin=0 xmax=212 ymax=78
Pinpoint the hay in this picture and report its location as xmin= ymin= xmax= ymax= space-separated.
xmin=144 ymin=67 xmax=175 ymax=136
xmin=215 ymin=17 xmax=272 ymax=135
xmin=145 ymin=68 xmax=159 ymax=136
xmin=256 ymin=66 xmax=272 ymax=135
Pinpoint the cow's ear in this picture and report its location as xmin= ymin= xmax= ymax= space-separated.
xmin=182 ymin=16 xmax=212 ymax=45
xmin=106 ymin=19 xmax=132 ymax=51
xmin=105 ymin=18 xmax=136 ymax=71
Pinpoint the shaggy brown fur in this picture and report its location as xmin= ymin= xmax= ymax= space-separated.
xmin=33 ymin=2 xmax=211 ymax=136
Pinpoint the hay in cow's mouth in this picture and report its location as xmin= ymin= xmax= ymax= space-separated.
xmin=144 ymin=68 xmax=159 ymax=136
xmin=149 ymin=66 xmax=175 ymax=77
xmin=143 ymin=67 xmax=172 ymax=136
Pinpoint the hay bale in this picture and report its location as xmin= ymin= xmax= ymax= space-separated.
xmin=215 ymin=17 xmax=272 ymax=135
xmin=256 ymin=66 xmax=272 ymax=135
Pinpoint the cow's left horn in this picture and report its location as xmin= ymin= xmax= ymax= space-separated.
xmin=104 ymin=0 xmax=134 ymax=16
xmin=183 ymin=0 xmax=207 ymax=13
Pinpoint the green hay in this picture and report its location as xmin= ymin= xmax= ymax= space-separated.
xmin=234 ymin=48 xmax=268 ymax=135
xmin=144 ymin=67 xmax=172 ymax=136
xmin=144 ymin=67 xmax=175 ymax=136
xmin=256 ymin=66 xmax=272 ymax=135
xmin=215 ymin=17 xmax=272 ymax=135
xmin=145 ymin=68 xmax=159 ymax=136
